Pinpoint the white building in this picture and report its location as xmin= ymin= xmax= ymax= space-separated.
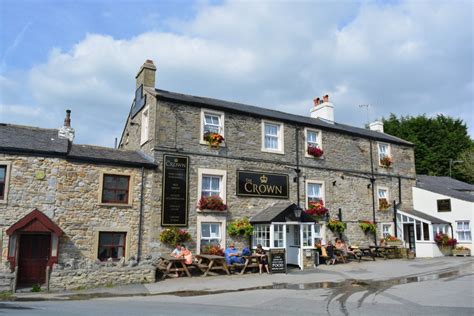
xmin=411 ymin=175 xmax=473 ymax=257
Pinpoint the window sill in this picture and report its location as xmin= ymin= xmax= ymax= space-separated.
xmin=98 ymin=202 xmax=133 ymax=208
xmin=197 ymin=209 xmax=228 ymax=215
xmin=261 ymin=148 xmax=285 ymax=155
xmin=305 ymin=154 xmax=324 ymax=159
xmin=199 ymin=141 xmax=226 ymax=148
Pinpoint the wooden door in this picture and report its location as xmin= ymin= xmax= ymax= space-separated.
xmin=18 ymin=234 xmax=51 ymax=286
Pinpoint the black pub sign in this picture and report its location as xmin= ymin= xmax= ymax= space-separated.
xmin=236 ymin=171 xmax=289 ymax=199
xmin=162 ymin=155 xmax=189 ymax=226
xmin=437 ymin=199 xmax=451 ymax=212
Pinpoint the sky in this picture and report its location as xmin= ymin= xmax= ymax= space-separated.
xmin=0 ymin=0 xmax=472 ymax=147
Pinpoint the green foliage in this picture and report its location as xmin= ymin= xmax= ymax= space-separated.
xmin=382 ymin=114 xmax=473 ymax=183
xmin=359 ymin=221 xmax=377 ymax=234
xmin=454 ymin=147 xmax=474 ymax=184
xmin=31 ymin=284 xmax=41 ymax=292
xmin=227 ymin=217 xmax=254 ymax=237
xmin=327 ymin=219 xmax=346 ymax=233
xmin=159 ymin=227 xmax=191 ymax=246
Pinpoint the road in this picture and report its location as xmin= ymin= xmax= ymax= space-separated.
xmin=2 ymin=265 xmax=473 ymax=315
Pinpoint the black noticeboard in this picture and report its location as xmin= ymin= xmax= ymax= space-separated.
xmin=236 ymin=171 xmax=289 ymax=199
xmin=437 ymin=199 xmax=451 ymax=212
xmin=161 ymin=155 xmax=189 ymax=226
xmin=269 ymin=249 xmax=286 ymax=274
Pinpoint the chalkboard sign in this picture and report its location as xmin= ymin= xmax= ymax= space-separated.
xmin=161 ymin=155 xmax=189 ymax=226
xmin=269 ymin=249 xmax=286 ymax=274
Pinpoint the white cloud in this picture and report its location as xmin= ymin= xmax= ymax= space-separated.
xmin=1 ymin=0 xmax=472 ymax=146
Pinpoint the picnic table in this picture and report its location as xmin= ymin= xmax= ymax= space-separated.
xmin=334 ymin=249 xmax=347 ymax=264
xmin=157 ymin=254 xmax=192 ymax=279
xmin=195 ymin=254 xmax=230 ymax=277
xmin=240 ymin=254 xmax=261 ymax=274
xmin=351 ymin=246 xmax=376 ymax=262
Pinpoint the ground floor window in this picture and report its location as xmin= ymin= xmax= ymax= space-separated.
xmin=253 ymin=224 xmax=270 ymax=248
xmin=200 ymin=222 xmax=222 ymax=251
xmin=456 ymin=221 xmax=471 ymax=241
xmin=382 ymin=223 xmax=392 ymax=238
xmin=302 ymin=225 xmax=312 ymax=247
xmin=433 ymin=224 xmax=449 ymax=236
xmin=98 ymin=232 xmax=126 ymax=261
xmin=273 ymin=224 xmax=284 ymax=247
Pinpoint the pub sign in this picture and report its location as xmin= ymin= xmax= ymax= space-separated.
xmin=236 ymin=171 xmax=289 ymax=199
xmin=162 ymin=155 xmax=189 ymax=226
xmin=437 ymin=199 xmax=451 ymax=212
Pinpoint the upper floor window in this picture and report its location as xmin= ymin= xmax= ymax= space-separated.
xmin=98 ymin=232 xmax=126 ymax=261
xmin=378 ymin=142 xmax=392 ymax=167
xmin=101 ymin=174 xmax=131 ymax=204
xmin=305 ymin=128 xmax=323 ymax=158
xmin=262 ymin=120 xmax=284 ymax=154
xmin=0 ymin=165 xmax=6 ymax=201
xmin=456 ymin=221 xmax=471 ymax=241
xmin=140 ymin=107 xmax=149 ymax=145
xmin=201 ymin=175 xmax=222 ymax=197
xmin=377 ymin=187 xmax=390 ymax=210
xmin=200 ymin=109 xmax=224 ymax=145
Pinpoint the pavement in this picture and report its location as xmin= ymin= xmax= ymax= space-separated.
xmin=9 ymin=256 xmax=474 ymax=301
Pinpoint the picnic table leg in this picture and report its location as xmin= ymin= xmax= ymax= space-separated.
xmin=181 ymin=263 xmax=192 ymax=277
xmin=203 ymin=260 xmax=215 ymax=277
xmin=240 ymin=258 xmax=250 ymax=275
xmin=222 ymin=260 xmax=230 ymax=275
xmin=161 ymin=261 xmax=173 ymax=280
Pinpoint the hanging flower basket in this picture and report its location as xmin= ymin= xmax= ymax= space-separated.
xmin=159 ymin=227 xmax=191 ymax=247
xmin=327 ymin=219 xmax=346 ymax=233
xmin=305 ymin=199 xmax=328 ymax=221
xmin=307 ymin=145 xmax=324 ymax=158
xmin=435 ymin=233 xmax=457 ymax=247
xmin=198 ymin=196 xmax=227 ymax=211
xmin=380 ymin=156 xmax=392 ymax=168
xmin=203 ymin=132 xmax=225 ymax=149
xmin=227 ymin=217 xmax=254 ymax=238
xmin=359 ymin=220 xmax=377 ymax=234
xmin=378 ymin=198 xmax=390 ymax=211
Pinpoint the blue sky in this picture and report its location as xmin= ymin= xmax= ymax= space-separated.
xmin=0 ymin=0 xmax=472 ymax=146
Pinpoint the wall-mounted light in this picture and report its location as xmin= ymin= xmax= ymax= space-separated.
xmin=367 ymin=183 xmax=371 ymax=189
xmin=130 ymin=122 xmax=140 ymax=126
xmin=294 ymin=207 xmax=303 ymax=219
xmin=332 ymin=180 xmax=337 ymax=186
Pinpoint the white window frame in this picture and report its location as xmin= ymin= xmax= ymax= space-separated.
xmin=252 ymin=224 xmax=271 ymax=248
xmin=377 ymin=142 xmax=391 ymax=165
xmin=381 ymin=223 xmax=394 ymax=238
xmin=0 ymin=161 xmax=12 ymax=204
xmin=196 ymin=214 xmax=227 ymax=254
xmin=305 ymin=180 xmax=325 ymax=209
xmin=456 ymin=220 xmax=471 ymax=242
xmin=304 ymin=128 xmax=322 ymax=158
xmin=377 ymin=186 xmax=390 ymax=210
xmin=140 ymin=106 xmax=149 ymax=145
xmin=197 ymin=168 xmax=227 ymax=203
xmin=200 ymin=108 xmax=225 ymax=146
xmin=261 ymin=120 xmax=284 ymax=154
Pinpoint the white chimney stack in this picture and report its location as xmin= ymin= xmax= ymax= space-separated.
xmin=369 ymin=121 xmax=384 ymax=133
xmin=310 ymin=94 xmax=334 ymax=123
xmin=58 ymin=109 xmax=75 ymax=141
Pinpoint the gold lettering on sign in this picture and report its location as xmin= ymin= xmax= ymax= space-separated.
xmin=243 ymin=176 xmax=283 ymax=196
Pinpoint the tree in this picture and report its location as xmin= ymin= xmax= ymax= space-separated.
xmin=382 ymin=114 xmax=473 ymax=183
xmin=454 ymin=148 xmax=474 ymax=184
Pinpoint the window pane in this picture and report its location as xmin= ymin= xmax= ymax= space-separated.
xmin=416 ymin=220 xmax=422 ymax=241
xmin=202 ymin=177 xmax=211 ymax=190
xmin=0 ymin=166 xmax=5 ymax=180
xmin=423 ymin=222 xmax=430 ymax=241
xmin=117 ymin=177 xmax=129 ymax=189
xmin=201 ymin=224 xmax=210 ymax=238
xmin=210 ymin=177 xmax=220 ymax=191
xmin=457 ymin=222 xmax=463 ymax=230
xmin=265 ymin=124 xmax=278 ymax=136
xmin=464 ymin=222 xmax=470 ymax=230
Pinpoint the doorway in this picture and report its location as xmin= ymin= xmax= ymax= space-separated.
xmin=286 ymin=224 xmax=300 ymax=267
xmin=403 ymin=224 xmax=415 ymax=251
xmin=18 ymin=234 xmax=51 ymax=286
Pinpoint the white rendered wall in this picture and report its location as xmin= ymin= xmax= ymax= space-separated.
xmin=413 ymin=187 xmax=474 ymax=251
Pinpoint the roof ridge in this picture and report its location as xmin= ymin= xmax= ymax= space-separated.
xmin=0 ymin=123 xmax=58 ymax=132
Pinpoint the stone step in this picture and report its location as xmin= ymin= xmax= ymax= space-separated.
xmin=0 ymin=286 xmax=12 ymax=292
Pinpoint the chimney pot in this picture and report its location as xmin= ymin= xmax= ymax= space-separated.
xmin=323 ymin=95 xmax=329 ymax=103
xmin=310 ymin=94 xmax=334 ymax=123
xmin=58 ymin=109 xmax=75 ymax=141
xmin=64 ymin=109 xmax=71 ymax=127
xmin=313 ymin=98 xmax=320 ymax=106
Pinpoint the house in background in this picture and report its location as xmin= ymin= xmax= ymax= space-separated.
xmin=412 ymin=175 xmax=473 ymax=256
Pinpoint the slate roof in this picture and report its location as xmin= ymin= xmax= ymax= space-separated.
xmin=400 ymin=209 xmax=450 ymax=225
xmin=0 ymin=124 xmax=156 ymax=168
xmin=250 ymin=202 xmax=314 ymax=223
xmin=145 ymin=87 xmax=413 ymax=146
xmin=416 ymin=175 xmax=474 ymax=203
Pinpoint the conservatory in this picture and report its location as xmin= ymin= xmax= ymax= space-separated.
xmin=250 ymin=202 xmax=322 ymax=269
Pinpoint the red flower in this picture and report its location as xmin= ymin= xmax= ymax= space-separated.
xmin=198 ymin=195 xmax=227 ymax=211
xmin=307 ymin=145 xmax=324 ymax=158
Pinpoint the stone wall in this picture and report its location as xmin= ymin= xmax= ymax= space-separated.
xmin=49 ymin=261 xmax=156 ymax=291
xmin=0 ymin=154 xmax=155 ymax=265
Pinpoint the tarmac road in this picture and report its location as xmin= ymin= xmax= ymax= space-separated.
xmin=1 ymin=257 xmax=473 ymax=316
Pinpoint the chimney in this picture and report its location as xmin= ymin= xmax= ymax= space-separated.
xmin=58 ymin=109 xmax=75 ymax=141
xmin=136 ymin=59 xmax=156 ymax=88
xmin=310 ymin=94 xmax=334 ymax=123
xmin=369 ymin=121 xmax=384 ymax=133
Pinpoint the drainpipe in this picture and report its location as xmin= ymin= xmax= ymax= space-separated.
xmin=369 ymin=140 xmax=377 ymax=246
xmin=394 ymin=176 xmax=402 ymax=238
xmin=295 ymin=126 xmax=301 ymax=209
xmin=137 ymin=167 xmax=145 ymax=261
xmin=393 ymin=199 xmax=398 ymax=238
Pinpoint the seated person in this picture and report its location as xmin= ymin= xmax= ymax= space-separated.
xmin=224 ymin=243 xmax=244 ymax=265
xmin=179 ymin=244 xmax=193 ymax=265
xmin=325 ymin=241 xmax=336 ymax=265
xmin=255 ymin=244 xmax=270 ymax=274
xmin=339 ymin=239 xmax=359 ymax=260
xmin=171 ymin=244 xmax=182 ymax=257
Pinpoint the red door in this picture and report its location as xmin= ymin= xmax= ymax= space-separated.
xmin=18 ymin=234 xmax=51 ymax=286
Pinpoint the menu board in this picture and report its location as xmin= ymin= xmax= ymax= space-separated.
xmin=161 ymin=155 xmax=189 ymax=226
xmin=269 ymin=249 xmax=286 ymax=274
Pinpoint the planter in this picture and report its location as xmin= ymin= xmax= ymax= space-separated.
xmin=452 ymin=249 xmax=471 ymax=257
xmin=439 ymin=246 xmax=453 ymax=256
xmin=386 ymin=240 xmax=403 ymax=247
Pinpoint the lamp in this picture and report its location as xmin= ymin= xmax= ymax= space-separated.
xmin=294 ymin=206 xmax=303 ymax=219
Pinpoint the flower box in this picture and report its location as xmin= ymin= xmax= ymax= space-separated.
xmin=452 ymin=248 xmax=471 ymax=257
xmin=386 ymin=240 xmax=403 ymax=247
xmin=307 ymin=145 xmax=324 ymax=158
xmin=439 ymin=246 xmax=453 ymax=256
xmin=380 ymin=156 xmax=392 ymax=168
